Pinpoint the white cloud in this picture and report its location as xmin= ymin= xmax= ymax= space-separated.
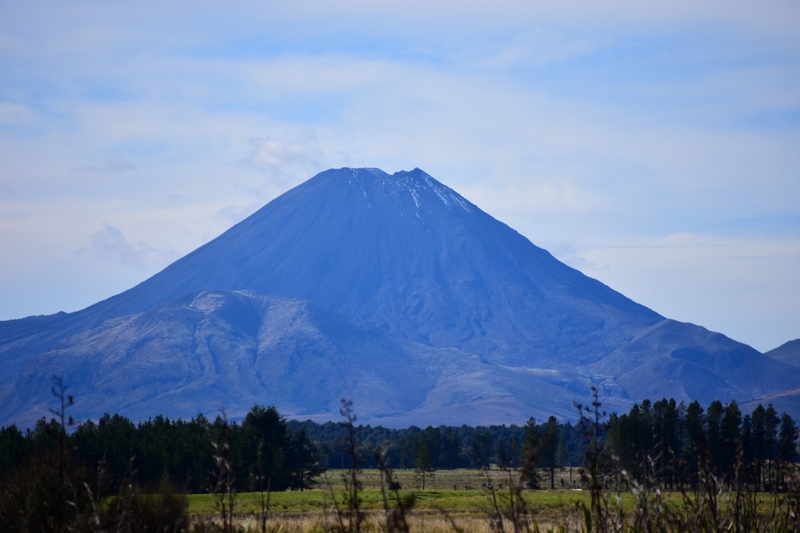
xmin=243 ymin=136 xmax=326 ymax=182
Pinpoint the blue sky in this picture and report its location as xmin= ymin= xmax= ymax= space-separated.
xmin=1 ymin=1 xmax=798 ymax=352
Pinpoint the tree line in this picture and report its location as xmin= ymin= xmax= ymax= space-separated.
xmin=1 ymin=395 xmax=797 ymax=496
xmin=606 ymin=398 xmax=799 ymax=491
xmin=0 ymin=404 xmax=323 ymax=495
xmin=0 ymin=409 xmax=584 ymax=494
xmin=286 ymin=415 xmax=585 ymax=475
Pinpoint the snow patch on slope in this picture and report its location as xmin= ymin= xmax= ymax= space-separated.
xmin=416 ymin=171 xmax=471 ymax=213
xmin=343 ymin=167 xmax=471 ymax=215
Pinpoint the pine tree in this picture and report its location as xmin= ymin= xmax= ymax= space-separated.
xmin=778 ymin=413 xmax=798 ymax=463
xmin=540 ymin=416 xmax=559 ymax=490
xmin=441 ymin=427 xmax=461 ymax=469
xmin=764 ymin=404 xmax=780 ymax=490
xmin=495 ymin=437 xmax=509 ymax=469
xmin=241 ymin=405 xmax=292 ymax=491
xmin=777 ymin=412 xmax=798 ymax=490
xmin=705 ymin=400 xmax=724 ymax=476
xmin=751 ymin=404 xmax=766 ymax=490
xmin=683 ymin=400 xmax=705 ymax=489
xmin=469 ymin=428 xmax=492 ymax=469
xmin=521 ymin=417 xmax=540 ymax=489
xmin=289 ymin=429 xmax=325 ymax=491
xmin=719 ymin=400 xmax=742 ymax=482
xmin=414 ymin=439 xmax=433 ymax=489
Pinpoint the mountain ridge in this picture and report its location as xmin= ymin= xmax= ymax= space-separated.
xmin=765 ymin=339 xmax=800 ymax=368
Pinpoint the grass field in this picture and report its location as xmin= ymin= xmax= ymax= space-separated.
xmin=186 ymin=486 xmax=597 ymax=515
xmin=185 ymin=468 xmax=786 ymax=526
xmin=185 ymin=467 xmax=695 ymax=524
xmin=187 ymin=468 xmax=578 ymax=512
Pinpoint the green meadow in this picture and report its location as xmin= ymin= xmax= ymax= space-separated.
xmin=186 ymin=468 xmax=672 ymax=517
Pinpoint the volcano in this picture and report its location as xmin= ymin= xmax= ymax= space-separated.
xmin=1 ymin=167 xmax=797 ymax=427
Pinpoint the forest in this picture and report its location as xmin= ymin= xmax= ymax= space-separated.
xmin=1 ymin=391 xmax=797 ymax=495
xmin=0 ymin=385 xmax=799 ymax=532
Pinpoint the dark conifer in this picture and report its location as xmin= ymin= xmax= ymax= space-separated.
xmin=720 ymin=400 xmax=742 ymax=481
xmin=521 ymin=417 xmax=540 ymax=489
xmin=540 ymin=416 xmax=560 ymax=490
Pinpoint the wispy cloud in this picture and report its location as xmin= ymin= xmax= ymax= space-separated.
xmin=78 ymin=223 xmax=177 ymax=268
xmin=243 ymin=136 xmax=325 ymax=183
xmin=73 ymin=158 xmax=137 ymax=173
xmin=0 ymin=103 xmax=38 ymax=128
xmin=477 ymin=29 xmax=599 ymax=68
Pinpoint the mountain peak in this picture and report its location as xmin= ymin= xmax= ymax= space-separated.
xmin=318 ymin=167 xmax=473 ymax=216
xmin=3 ymin=167 xmax=797 ymax=427
xmin=31 ymin=166 xmax=661 ymax=363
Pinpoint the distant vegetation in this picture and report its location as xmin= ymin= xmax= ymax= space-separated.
xmin=0 ymin=382 xmax=798 ymax=531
